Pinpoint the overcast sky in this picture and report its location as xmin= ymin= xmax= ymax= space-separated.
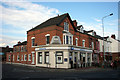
xmin=0 ymin=0 xmax=119 ymax=47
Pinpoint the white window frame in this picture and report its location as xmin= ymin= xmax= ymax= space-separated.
xmin=75 ymin=38 xmax=78 ymax=46
xmin=82 ymin=40 xmax=85 ymax=47
xmin=21 ymin=46 xmax=23 ymax=52
xmin=17 ymin=55 xmax=20 ymax=61
xmin=64 ymin=22 xmax=69 ymax=32
xmin=45 ymin=52 xmax=49 ymax=64
xmin=31 ymin=37 xmax=35 ymax=46
xmin=92 ymin=42 xmax=94 ymax=49
xmin=21 ymin=55 xmax=23 ymax=61
xmin=24 ymin=54 xmax=27 ymax=61
xmin=56 ymin=52 xmax=63 ymax=64
xmin=28 ymin=54 xmax=31 ymax=61
xmin=38 ymin=52 xmax=42 ymax=64
xmin=8 ymin=55 xmax=10 ymax=61
xmin=45 ymin=34 xmax=50 ymax=45
xmin=63 ymin=34 xmax=73 ymax=45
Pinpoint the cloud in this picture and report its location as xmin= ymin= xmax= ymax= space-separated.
xmin=1 ymin=1 xmax=60 ymax=47
xmin=0 ymin=43 xmax=7 ymax=47
xmin=94 ymin=18 xmax=101 ymax=22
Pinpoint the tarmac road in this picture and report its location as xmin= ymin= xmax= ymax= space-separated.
xmin=1 ymin=63 xmax=120 ymax=80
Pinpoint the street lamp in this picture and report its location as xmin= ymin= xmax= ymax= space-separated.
xmin=102 ymin=13 xmax=113 ymax=68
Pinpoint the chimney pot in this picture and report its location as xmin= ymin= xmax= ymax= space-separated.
xmin=73 ymin=20 xmax=77 ymax=27
xmin=111 ymin=34 xmax=116 ymax=39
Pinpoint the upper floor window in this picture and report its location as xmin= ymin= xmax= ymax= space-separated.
xmin=66 ymin=35 xmax=69 ymax=44
xmin=92 ymin=42 xmax=94 ymax=49
xmin=24 ymin=46 xmax=27 ymax=52
xmin=75 ymin=38 xmax=78 ymax=46
xmin=14 ymin=47 xmax=16 ymax=52
xmin=31 ymin=37 xmax=35 ymax=46
xmin=63 ymin=34 xmax=73 ymax=45
xmin=82 ymin=40 xmax=85 ymax=47
xmin=64 ymin=22 xmax=69 ymax=31
xmin=18 ymin=47 xmax=20 ymax=52
xmin=21 ymin=46 xmax=23 ymax=52
xmin=45 ymin=34 xmax=50 ymax=45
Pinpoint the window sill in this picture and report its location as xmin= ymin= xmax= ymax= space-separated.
xmin=63 ymin=30 xmax=69 ymax=32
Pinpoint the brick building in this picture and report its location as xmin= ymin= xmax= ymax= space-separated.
xmin=6 ymin=13 xmax=99 ymax=68
xmin=0 ymin=46 xmax=13 ymax=61
xmin=6 ymin=41 xmax=27 ymax=64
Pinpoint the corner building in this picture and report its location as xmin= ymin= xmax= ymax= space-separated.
xmin=6 ymin=13 xmax=99 ymax=68
xmin=27 ymin=13 xmax=99 ymax=68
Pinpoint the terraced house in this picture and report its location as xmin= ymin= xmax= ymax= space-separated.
xmin=6 ymin=13 xmax=99 ymax=68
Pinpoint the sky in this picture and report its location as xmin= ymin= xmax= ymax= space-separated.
xmin=0 ymin=0 xmax=119 ymax=47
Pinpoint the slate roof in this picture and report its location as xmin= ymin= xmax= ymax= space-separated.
xmin=84 ymin=30 xmax=94 ymax=33
xmin=27 ymin=13 xmax=70 ymax=32
xmin=14 ymin=41 xmax=27 ymax=47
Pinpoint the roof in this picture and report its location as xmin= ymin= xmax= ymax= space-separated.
xmin=84 ymin=30 xmax=94 ymax=33
xmin=76 ymin=25 xmax=83 ymax=30
xmin=28 ymin=13 xmax=71 ymax=32
xmin=95 ymin=35 xmax=103 ymax=40
xmin=14 ymin=41 xmax=27 ymax=47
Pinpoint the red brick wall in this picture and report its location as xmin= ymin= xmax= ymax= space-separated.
xmin=6 ymin=15 xmax=99 ymax=65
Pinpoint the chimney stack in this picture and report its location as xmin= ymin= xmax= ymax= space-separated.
xmin=18 ymin=41 xmax=21 ymax=44
xmin=72 ymin=20 xmax=77 ymax=27
xmin=111 ymin=34 xmax=116 ymax=39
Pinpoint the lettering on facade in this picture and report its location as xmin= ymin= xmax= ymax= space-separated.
xmin=50 ymin=36 xmax=61 ymax=44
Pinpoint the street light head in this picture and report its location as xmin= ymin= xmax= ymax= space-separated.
xmin=110 ymin=13 xmax=113 ymax=16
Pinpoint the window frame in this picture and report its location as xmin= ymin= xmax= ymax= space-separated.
xmin=17 ymin=55 xmax=20 ymax=61
xmin=44 ymin=52 xmax=49 ymax=64
xmin=31 ymin=37 xmax=35 ymax=46
xmin=24 ymin=54 xmax=27 ymax=61
xmin=92 ymin=41 xmax=94 ymax=49
xmin=8 ymin=55 xmax=11 ymax=61
xmin=64 ymin=22 xmax=69 ymax=32
xmin=28 ymin=54 xmax=31 ymax=61
xmin=75 ymin=38 xmax=78 ymax=46
xmin=63 ymin=34 xmax=73 ymax=45
xmin=56 ymin=51 xmax=63 ymax=64
xmin=21 ymin=55 xmax=23 ymax=61
xmin=45 ymin=34 xmax=50 ymax=45
xmin=38 ymin=52 xmax=42 ymax=64
xmin=82 ymin=40 xmax=85 ymax=47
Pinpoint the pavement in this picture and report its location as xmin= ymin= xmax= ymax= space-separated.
xmin=1 ymin=62 xmax=120 ymax=80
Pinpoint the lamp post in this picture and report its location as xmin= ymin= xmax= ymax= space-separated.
xmin=102 ymin=13 xmax=113 ymax=68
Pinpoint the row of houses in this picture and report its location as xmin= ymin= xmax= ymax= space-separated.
xmin=6 ymin=13 xmax=120 ymax=68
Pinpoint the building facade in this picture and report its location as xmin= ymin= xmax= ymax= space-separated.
xmin=6 ymin=13 xmax=99 ymax=68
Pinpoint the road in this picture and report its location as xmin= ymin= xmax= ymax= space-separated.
xmin=1 ymin=63 xmax=120 ymax=80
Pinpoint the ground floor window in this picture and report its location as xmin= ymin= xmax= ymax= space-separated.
xmin=8 ymin=55 xmax=10 ymax=61
xmin=28 ymin=54 xmax=31 ymax=61
xmin=13 ymin=55 xmax=14 ymax=61
xmin=24 ymin=54 xmax=27 ymax=61
xmin=56 ymin=51 xmax=63 ymax=64
xmin=17 ymin=55 xmax=20 ymax=61
xmin=38 ymin=52 xmax=42 ymax=64
xmin=21 ymin=55 xmax=23 ymax=61
xmin=45 ymin=52 xmax=49 ymax=64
